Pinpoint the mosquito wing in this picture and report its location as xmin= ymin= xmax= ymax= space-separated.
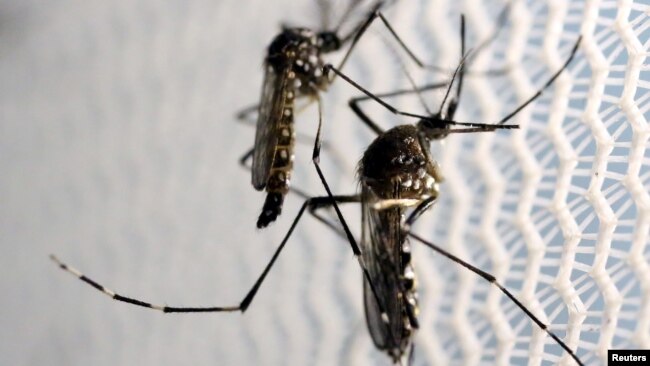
xmin=360 ymin=183 xmax=411 ymax=354
xmin=251 ymin=64 xmax=293 ymax=190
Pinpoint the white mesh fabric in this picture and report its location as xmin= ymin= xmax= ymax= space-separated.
xmin=1 ymin=0 xmax=647 ymax=366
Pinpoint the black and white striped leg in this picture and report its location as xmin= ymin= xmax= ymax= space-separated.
xmin=50 ymin=255 xmax=239 ymax=313
xmin=51 ymin=194 xmax=354 ymax=314
xmin=51 ymin=188 xmax=376 ymax=315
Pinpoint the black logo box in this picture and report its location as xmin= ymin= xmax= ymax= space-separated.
xmin=609 ymin=350 xmax=650 ymax=365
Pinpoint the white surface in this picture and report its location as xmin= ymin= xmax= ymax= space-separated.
xmin=1 ymin=0 xmax=648 ymax=365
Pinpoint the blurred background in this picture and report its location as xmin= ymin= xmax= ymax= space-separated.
xmin=1 ymin=0 xmax=648 ymax=365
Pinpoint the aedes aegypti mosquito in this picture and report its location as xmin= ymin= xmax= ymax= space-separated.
xmin=316 ymin=23 xmax=584 ymax=365
xmin=235 ymin=0 xmax=387 ymax=229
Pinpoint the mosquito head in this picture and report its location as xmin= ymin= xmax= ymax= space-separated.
xmin=417 ymin=115 xmax=450 ymax=141
xmin=317 ymin=31 xmax=341 ymax=53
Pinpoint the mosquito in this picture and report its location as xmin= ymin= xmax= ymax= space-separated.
xmin=233 ymin=0 xmax=382 ymax=229
xmin=316 ymin=24 xmax=584 ymax=365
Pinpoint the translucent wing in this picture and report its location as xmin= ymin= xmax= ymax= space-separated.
xmin=360 ymin=183 xmax=409 ymax=352
xmin=251 ymin=64 xmax=293 ymax=190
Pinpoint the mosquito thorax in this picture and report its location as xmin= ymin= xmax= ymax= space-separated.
xmin=266 ymin=27 xmax=329 ymax=93
xmin=360 ymin=125 xmax=442 ymax=200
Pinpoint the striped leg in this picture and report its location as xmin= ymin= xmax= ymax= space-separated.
xmin=50 ymin=255 xmax=239 ymax=313
xmin=51 ymin=195 xmax=348 ymax=314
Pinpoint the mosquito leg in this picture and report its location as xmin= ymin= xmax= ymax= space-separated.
xmin=349 ymin=82 xmax=448 ymax=136
xmin=497 ymin=37 xmax=582 ymax=125
xmin=333 ymin=1 xmax=478 ymax=76
xmin=239 ymin=147 xmax=255 ymax=170
xmin=402 ymin=194 xmax=582 ymax=363
xmin=51 ymin=193 xmax=350 ymax=314
xmin=307 ymin=194 xmax=362 ymax=240
xmin=406 ymin=232 xmax=583 ymax=365
xmin=326 ymin=64 xmax=437 ymax=122
xmin=338 ymin=3 xmax=510 ymax=75
xmin=403 ymin=196 xmax=437 ymax=230
xmin=407 ymin=343 xmax=415 ymax=366
xmin=310 ymin=96 xmax=362 ymax=258
xmin=333 ymin=2 xmax=384 ymax=73
xmin=399 ymin=184 xmax=584 ymax=364
xmin=368 ymin=19 xmax=571 ymax=127
xmin=235 ymin=103 xmax=259 ymax=126
xmin=327 ymin=64 xmax=516 ymax=130
xmin=310 ymin=95 xmax=399 ymax=345
xmin=51 ymin=254 xmax=240 ymax=313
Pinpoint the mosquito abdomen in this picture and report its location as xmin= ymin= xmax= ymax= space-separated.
xmin=257 ymin=115 xmax=294 ymax=229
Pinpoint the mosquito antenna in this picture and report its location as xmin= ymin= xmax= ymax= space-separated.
xmin=454 ymin=15 xmax=467 ymax=112
xmin=437 ymin=51 xmax=470 ymax=117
